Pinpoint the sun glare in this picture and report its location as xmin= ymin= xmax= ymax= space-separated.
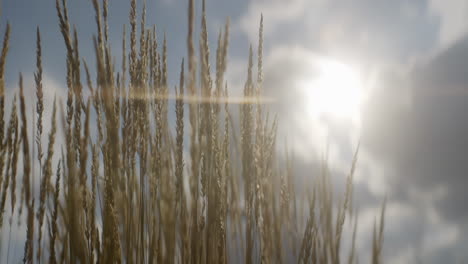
xmin=302 ymin=59 xmax=364 ymax=121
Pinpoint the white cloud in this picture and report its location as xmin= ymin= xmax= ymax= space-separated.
xmin=236 ymin=0 xmax=313 ymax=42
xmin=354 ymin=200 xmax=460 ymax=264
xmin=429 ymin=0 xmax=468 ymax=47
xmin=262 ymin=45 xmax=363 ymax=160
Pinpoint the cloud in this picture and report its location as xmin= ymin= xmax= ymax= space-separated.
xmin=230 ymin=0 xmax=468 ymax=262
xmin=237 ymin=0 xmax=440 ymax=65
xmin=355 ymin=31 xmax=468 ymax=262
xmin=236 ymin=0 xmax=309 ymax=41
xmin=361 ymin=34 xmax=468 ymax=221
xmin=261 ymin=45 xmax=363 ymax=163
xmin=429 ymin=0 xmax=468 ymax=47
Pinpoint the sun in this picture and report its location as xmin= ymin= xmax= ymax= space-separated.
xmin=301 ymin=58 xmax=364 ymax=121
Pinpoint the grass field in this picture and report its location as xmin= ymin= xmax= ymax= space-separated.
xmin=0 ymin=0 xmax=385 ymax=263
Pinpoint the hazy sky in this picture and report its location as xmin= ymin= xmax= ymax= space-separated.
xmin=3 ymin=0 xmax=468 ymax=262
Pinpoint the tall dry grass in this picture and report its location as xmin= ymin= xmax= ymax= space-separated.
xmin=0 ymin=0 xmax=386 ymax=263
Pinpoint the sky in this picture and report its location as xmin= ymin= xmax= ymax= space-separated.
xmin=2 ymin=0 xmax=468 ymax=263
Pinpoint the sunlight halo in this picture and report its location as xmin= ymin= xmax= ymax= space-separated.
xmin=300 ymin=58 xmax=365 ymax=122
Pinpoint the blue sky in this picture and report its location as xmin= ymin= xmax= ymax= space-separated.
xmin=3 ymin=0 xmax=468 ymax=263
